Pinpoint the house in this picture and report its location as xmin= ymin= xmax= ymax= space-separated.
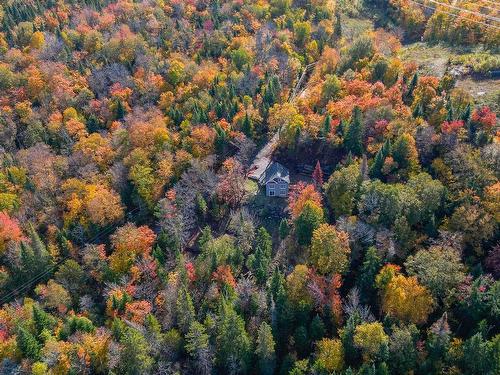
xmin=258 ymin=162 xmax=290 ymax=197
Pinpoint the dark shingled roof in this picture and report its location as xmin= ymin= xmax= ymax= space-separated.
xmin=259 ymin=162 xmax=290 ymax=185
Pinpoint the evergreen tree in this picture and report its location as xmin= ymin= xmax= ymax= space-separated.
xmin=279 ymin=218 xmax=290 ymax=240
xmin=32 ymin=305 xmax=55 ymax=337
xmin=344 ymin=107 xmax=364 ymax=156
xmin=216 ymin=300 xmax=252 ymax=374
xmin=118 ymin=328 xmax=154 ymax=375
xmin=295 ymin=201 xmax=324 ymax=246
xmin=185 ymin=321 xmax=212 ymax=375
xmin=242 ymin=112 xmax=254 ymax=138
xmin=256 ymin=322 xmax=276 ymax=375
xmin=115 ymin=99 xmax=125 ymax=120
xmin=176 ymin=286 xmax=196 ymax=333
xmin=247 ymin=227 xmax=272 ymax=285
xmin=370 ymin=139 xmax=391 ymax=179
xmin=320 ymin=114 xmax=332 ymax=138
xmin=16 ymin=327 xmax=41 ymax=361
xmin=404 ymin=72 xmax=418 ymax=105
xmin=309 ymin=315 xmax=326 ymax=342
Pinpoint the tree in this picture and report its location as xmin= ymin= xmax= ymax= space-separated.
xmin=310 ymin=224 xmax=351 ymax=275
xmin=118 ymin=327 xmax=154 ymax=375
xmin=370 ymin=140 xmax=391 ymax=179
xmin=314 ymin=338 xmax=344 ymax=373
xmin=0 ymin=211 xmax=23 ymax=255
xmin=405 ymin=246 xmax=466 ymax=303
xmin=286 ymin=265 xmax=313 ymax=307
xmin=247 ymin=227 xmax=272 ymax=285
xmin=185 ymin=321 xmax=212 ymax=375
xmin=279 ymin=218 xmax=290 ymax=240
xmin=241 ymin=112 xmax=254 ymax=138
xmin=388 ymin=324 xmax=419 ymax=375
xmin=217 ymin=158 xmax=246 ymax=208
xmin=344 ymin=107 xmax=364 ymax=156
xmin=255 ymin=322 xmax=276 ymax=375
xmin=353 ymin=322 xmax=388 ymax=361
xmin=357 ymin=247 xmax=382 ymax=303
xmin=216 ymin=301 xmax=252 ymax=374
xmin=109 ymin=223 xmax=156 ymax=275
xmin=376 ymin=266 xmax=434 ymax=324
xmin=295 ymin=200 xmax=324 ymax=246
xmin=312 ymin=161 xmax=324 ymax=188
xmin=392 ymin=133 xmax=420 ymax=179
xmin=176 ymin=286 xmax=196 ymax=333
xmin=325 ymin=162 xmax=361 ymax=218
xmin=288 ymin=183 xmax=323 ymax=219
xmin=16 ymin=327 xmax=41 ymax=360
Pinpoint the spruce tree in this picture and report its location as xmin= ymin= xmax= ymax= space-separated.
xmin=344 ymin=107 xmax=364 ymax=156
xmin=242 ymin=112 xmax=254 ymax=138
xmin=16 ymin=327 xmax=41 ymax=360
xmin=358 ymin=247 xmax=382 ymax=304
xmin=256 ymin=322 xmax=276 ymax=375
xmin=370 ymin=139 xmax=391 ymax=179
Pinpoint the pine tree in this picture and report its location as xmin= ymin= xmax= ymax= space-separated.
xmin=118 ymin=328 xmax=154 ymax=375
xmin=344 ymin=107 xmax=364 ymax=156
xmin=115 ymin=99 xmax=125 ymax=120
xmin=462 ymin=102 xmax=471 ymax=124
xmin=279 ymin=218 xmax=290 ymax=240
xmin=404 ymin=72 xmax=418 ymax=105
xmin=358 ymin=246 xmax=382 ymax=302
xmin=216 ymin=300 xmax=252 ymax=374
xmin=370 ymin=139 xmax=391 ymax=179
xmin=247 ymin=227 xmax=272 ymax=285
xmin=176 ymin=286 xmax=196 ymax=333
xmin=320 ymin=114 xmax=332 ymax=138
xmin=256 ymin=322 xmax=276 ymax=375
xmin=242 ymin=112 xmax=254 ymax=138
xmin=16 ymin=327 xmax=41 ymax=360
xmin=32 ymin=305 xmax=55 ymax=337
xmin=185 ymin=321 xmax=212 ymax=375
xmin=334 ymin=11 xmax=342 ymax=38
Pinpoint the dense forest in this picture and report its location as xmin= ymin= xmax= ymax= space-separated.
xmin=0 ymin=1 xmax=498 ymax=374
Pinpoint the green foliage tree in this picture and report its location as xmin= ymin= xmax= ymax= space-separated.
xmin=344 ymin=107 xmax=364 ymax=156
xmin=16 ymin=326 xmax=41 ymax=361
xmin=256 ymin=322 xmax=276 ymax=375
xmin=405 ymin=246 xmax=466 ymax=303
xmin=325 ymin=161 xmax=361 ymax=218
xmin=295 ymin=201 xmax=324 ymax=246
xmin=176 ymin=286 xmax=196 ymax=333
xmin=216 ymin=300 xmax=252 ymax=373
xmin=247 ymin=227 xmax=272 ymax=285
xmin=118 ymin=327 xmax=154 ymax=375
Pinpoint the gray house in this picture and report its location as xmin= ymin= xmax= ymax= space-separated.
xmin=258 ymin=162 xmax=290 ymax=197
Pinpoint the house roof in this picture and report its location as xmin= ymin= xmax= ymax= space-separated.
xmin=259 ymin=161 xmax=290 ymax=185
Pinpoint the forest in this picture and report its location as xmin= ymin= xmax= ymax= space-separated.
xmin=0 ymin=0 xmax=498 ymax=374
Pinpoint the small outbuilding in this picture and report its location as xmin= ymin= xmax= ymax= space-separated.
xmin=258 ymin=162 xmax=290 ymax=197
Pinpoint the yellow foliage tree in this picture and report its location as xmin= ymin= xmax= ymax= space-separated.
xmin=376 ymin=265 xmax=434 ymax=324
xmin=315 ymin=338 xmax=344 ymax=372
xmin=354 ymin=322 xmax=389 ymax=360
xmin=310 ymin=224 xmax=350 ymax=275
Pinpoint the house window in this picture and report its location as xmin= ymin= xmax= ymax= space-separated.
xmin=279 ymin=184 xmax=287 ymax=195
xmin=268 ymin=184 xmax=276 ymax=196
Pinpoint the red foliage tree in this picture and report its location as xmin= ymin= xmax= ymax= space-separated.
xmin=312 ymin=160 xmax=324 ymax=188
